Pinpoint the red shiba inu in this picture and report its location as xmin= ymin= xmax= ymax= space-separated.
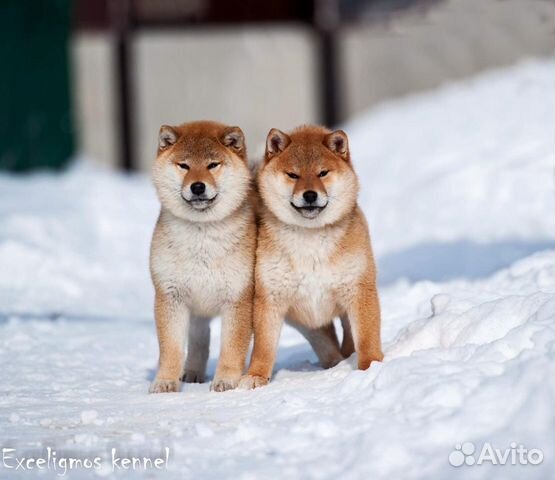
xmin=149 ymin=121 xmax=255 ymax=393
xmin=240 ymin=125 xmax=384 ymax=389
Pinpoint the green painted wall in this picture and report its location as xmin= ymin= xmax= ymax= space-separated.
xmin=0 ymin=0 xmax=74 ymax=171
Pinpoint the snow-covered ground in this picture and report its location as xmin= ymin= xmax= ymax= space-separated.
xmin=1 ymin=59 xmax=554 ymax=479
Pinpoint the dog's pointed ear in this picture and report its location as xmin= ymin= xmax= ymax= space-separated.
xmin=324 ymin=130 xmax=350 ymax=161
xmin=220 ymin=126 xmax=245 ymax=156
xmin=158 ymin=125 xmax=178 ymax=150
xmin=266 ymin=128 xmax=291 ymax=161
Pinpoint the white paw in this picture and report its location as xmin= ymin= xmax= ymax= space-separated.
xmin=149 ymin=379 xmax=181 ymax=394
xmin=210 ymin=376 xmax=240 ymax=392
xmin=238 ymin=375 xmax=269 ymax=390
xmin=182 ymin=370 xmax=205 ymax=384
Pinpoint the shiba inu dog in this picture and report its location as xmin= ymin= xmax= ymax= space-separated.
xmin=149 ymin=121 xmax=255 ymax=393
xmin=240 ymin=125 xmax=383 ymax=389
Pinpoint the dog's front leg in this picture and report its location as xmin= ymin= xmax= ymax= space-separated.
xmin=211 ymin=288 xmax=253 ymax=392
xmin=150 ymin=289 xmax=189 ymax=393
xmin=347 ymin=281 xmax=384 ymax=370
xmin=239 ymin=294 xmax=283 ymax=389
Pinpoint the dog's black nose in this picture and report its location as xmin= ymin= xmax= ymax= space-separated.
xmin=190 ymin=182 xmax=206 ymax=195
xmin=303 ymin=190 xmax=318 ymax=204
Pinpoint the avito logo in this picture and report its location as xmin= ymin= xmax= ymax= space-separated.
xmin=449 ymin=442 xmax=543 ymax=467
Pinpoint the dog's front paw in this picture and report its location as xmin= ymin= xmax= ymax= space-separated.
xmin=238 ymin=375 xmax=269 ymax=390
xmin=210 ymin=376 xmax=240 ymax=392
xmin=358 ymin=351 xmax=384 ymax=370
xmin=149 ymin=379 xmax=181 ymax=394
xmin=182 ymin=370 xmax=205 ymax=384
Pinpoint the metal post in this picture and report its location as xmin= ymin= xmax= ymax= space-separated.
xmin=111 ymin=0 xmax=134 ymax=171
xmin=315 ymin=0 xmax=341 ymax=127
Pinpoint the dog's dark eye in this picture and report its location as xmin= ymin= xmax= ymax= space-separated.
xmin=287 ymin=172 xmax=299 ymax=179
xmin=177 ymin=163 xmax=189 ymax=170
xmin=207 ymin=162 xmax=220 ymax=170
xmin=319 ymin=170 xmax=329 ymax=177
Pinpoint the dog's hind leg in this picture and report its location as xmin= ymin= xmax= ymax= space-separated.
xmin=295 ymin=322 xmax=344 ymax=369
xmin=183 ymin=318 xmax=211 ymax=383
xmin=340 ymin=314 xmax=355 ymax=358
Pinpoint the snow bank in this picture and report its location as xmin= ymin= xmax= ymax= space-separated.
xmin=1 ymin=59 xmax=554 ymax=479
xmin=347 ymin=58 xmax=555 ymax=257
xmin=0 ymin=165 xmax=157 ymax=318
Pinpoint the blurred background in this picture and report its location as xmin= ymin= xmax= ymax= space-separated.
xmin=0 ymin=0 xmax=553 ymax=172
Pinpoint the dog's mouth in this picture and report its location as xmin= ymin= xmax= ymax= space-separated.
xmin=290 ymin=202 xmax=327 ymax=219
xmin=183 ymin=194 xmax=218 ymax=211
